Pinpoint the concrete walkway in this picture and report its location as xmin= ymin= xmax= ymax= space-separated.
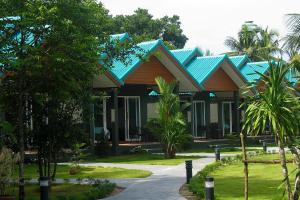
xmin=77 ymin=154 xmax=219 ymax=200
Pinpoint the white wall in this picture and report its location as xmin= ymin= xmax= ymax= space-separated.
xmin=147 ymin=103 xmax=158 ymax=120
xmin=210 ymin=103 xmax=218 ymax=123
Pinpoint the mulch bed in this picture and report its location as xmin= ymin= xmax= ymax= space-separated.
xmin=179 ymin=184 xmax=199 ymax=200
xmin=106 ymin=187 xmax=125 ymax=198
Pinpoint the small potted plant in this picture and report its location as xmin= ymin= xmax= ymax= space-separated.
xmin=0 ymin=147 xmax=19 ymax=200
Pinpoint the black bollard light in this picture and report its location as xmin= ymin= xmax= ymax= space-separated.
xmin=215 ymin=147 xmax=220 ymax=161
xmin=40 ymin=176 xmax=49 ymax=200
xmin=263 ymin=141 xmax=267 ymax=152
xmin=205 ymin=176 xmax=214 ymax=200
xmin=185 ymin=160 xmax=193 ymax=184
xmin=19 ymin=177 xmax=25 ymax=200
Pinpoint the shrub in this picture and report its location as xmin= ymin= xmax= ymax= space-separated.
xmin=188 ymin=162 xmax=222 ymax=199
xmin=147 ymin=77 xmax=192 ymax=159
xmin=54 ymin=180 xmax=116 ymax=200
xmin=84 ymin=180 xmax=116 ymax=200
xmin=0 ymin=147 xmax=19 ymax=196
xmin=69 ymin=166 xmax=81 ymax=175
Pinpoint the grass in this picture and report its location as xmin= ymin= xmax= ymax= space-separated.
xmin=182 ymin=147 xmax=259 ymax=154
xmin=247 ymin=153 xmax=293 ymax=161
xmin=212 ymin=163 xmax=295 ymax=200
xmin=189 ymin=153 xmax=296 ymax=200
xmin=19 ymin=164 xmax=151 ymax=179
xmin=10 ymin=183 xmax=115 ymax=200
xmin=83 ymin=153 xmax=201 ymax=165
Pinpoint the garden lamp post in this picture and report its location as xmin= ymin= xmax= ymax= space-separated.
xmin=40 ymin=176 xmax=49 ymax=200
xmin=185 ymin=160 xmax=193 ymax=183
xmin=205 ymin=176 xmax=214 ymax=200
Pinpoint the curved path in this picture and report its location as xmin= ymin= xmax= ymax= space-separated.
xmin=104 ymin=158 xmax=214 ymax=200
xmin=79 ymin=153 xmax=225 ymax=200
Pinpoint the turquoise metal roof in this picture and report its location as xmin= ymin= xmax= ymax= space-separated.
xmin=186 ymin=55 xmax=227 ymax=87
xmin=171 ymin=48 xmax=203 ymax=66
xmin=209 ymin=92 xmax=216 ymax=97
xmin=149 ymin=90 xmax=159 ymax=96
xmin=105 ymin=37 xmax=202 ymax=90
xmin=240 ymin=61 xmax=270 ymax=82
xmin=285 ymin=69 xmax=299 ymax=86
xmin=229 ymin=55 xmax=250 ymax=69
xmin=148 ymin=90 xmax=192 ymax=96
xmin=109 ymin=40 xmax=161 ymax=81
xmin=110 ymin=33 xmax=130 ymax=43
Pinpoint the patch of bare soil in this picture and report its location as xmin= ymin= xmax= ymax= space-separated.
xmin=179 ymin=184 xmax=199 ymax=200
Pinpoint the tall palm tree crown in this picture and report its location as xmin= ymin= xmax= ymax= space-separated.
xmin=225 ymin=22 xmax=279 ymax=61
xmin=284 ymin=14 xmax=300 ymax=57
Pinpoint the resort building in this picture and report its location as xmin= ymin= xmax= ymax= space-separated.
xmin=93 ymin=33 xmax=280 ymax=147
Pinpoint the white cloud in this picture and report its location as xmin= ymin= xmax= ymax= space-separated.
xmin=100 ymin=0 xmax=300 ymax=54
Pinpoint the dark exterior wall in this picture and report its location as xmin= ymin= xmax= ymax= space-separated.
xmin=103 ymin=85 xmax=149 ymax=141
xmin=191 ymin=91 xmax=240 ymax=139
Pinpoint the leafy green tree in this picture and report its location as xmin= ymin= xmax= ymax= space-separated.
xmin=242 ymin=61 xmax=300 ymax=200
xmin=110 ymin=8 xmax=188 ymax=49
xmin=0 ymin=0 xmax=135 ymax=198
xmin=225 ymin=22 xmax=279 ymax=61
xmin=147 ymin=77 xmax=191 ymax=159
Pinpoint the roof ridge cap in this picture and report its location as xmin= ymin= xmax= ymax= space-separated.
xmin=196 ymin=54 xmax=225 ymax=59
xmin=138 ymin=39 xmax=161 ymax=45
xmin=171 ymin=48 xmax=196 ymax=52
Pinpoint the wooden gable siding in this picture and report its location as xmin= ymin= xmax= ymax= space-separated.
xmin=125 ymin=56 xmax=175 ymax=85
xmin=203 ymin=67 xmax=239 ymax=91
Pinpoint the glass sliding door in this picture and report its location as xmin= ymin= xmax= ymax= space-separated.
xmin=115 ymin=96 xmax=141 ymax=141
xmin=192 ymin=101 xmax=206 ymax=138
xmin=222 ymin=102 xmax=232 ymax=135
xmin=125 ymin=97 xmax=141 ymax=141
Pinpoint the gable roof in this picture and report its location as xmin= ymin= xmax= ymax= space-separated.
xmin=109 ymin=40 xmax=161 ymax=81
xmin=184 ymin=54 xmax=249 ymax=91
xmin=240 ymin=61 xmax=270 ymax=82
xmin=186 ymin=55 xmax=234 ymax=88
xmin=102 ymin=39 xmax=202 ymax=91
xmin=229 ymin=55 xmax=251 ymax=69
xmin=171 ymin=48 xmax=203 ymax=66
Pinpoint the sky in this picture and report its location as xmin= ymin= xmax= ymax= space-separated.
xmin=100 ymin=0 xmax=300 ymax=54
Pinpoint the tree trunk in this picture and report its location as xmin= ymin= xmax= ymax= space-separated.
xmin=52 ymin=162 xmax=57 ymax=181
xmin=240 ymin=133 xmax=248 ymax=200
xmin=278 ymin=140 xmax=293 ymax=200
xmin=287 ymin=145 xmax=300 ymax=200
xmin=165 ymin=145 xmax=176 ymax=159
xmin=294 ymin=175 xmax=300 ymax=200
xmin=17 ymin=94 xmax=25 ymax=200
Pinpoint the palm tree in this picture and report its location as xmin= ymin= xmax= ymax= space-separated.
xmin=255 ymin=27 xmax=280 ymax=60
xmin=242 ymin=61 xmax=300 ymax=200
xmin=147 ymin=77 xmax=191 ymax=158
xmin=225 ymin=22 xmax=279 ymax=61
xmin=284 ymin=14 xmax=300 ymax=57
xmin=225 ymin=23 xmax=257 ymax=58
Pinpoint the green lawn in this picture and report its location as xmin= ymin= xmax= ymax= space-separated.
xmin=22 ymin=184 xmax=95 ymax=200
xmin=20 ymin=164 xmax=151 ymax=179
xmin=211 ymin=154 xmax=295 ymax=200
xmin=83 ymin=153 xmax=201 ymax=165
xmin=182 ymin=147 xmax=260 ymax=154
xmin=10 ymin=183 xmax=115 ymax=200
